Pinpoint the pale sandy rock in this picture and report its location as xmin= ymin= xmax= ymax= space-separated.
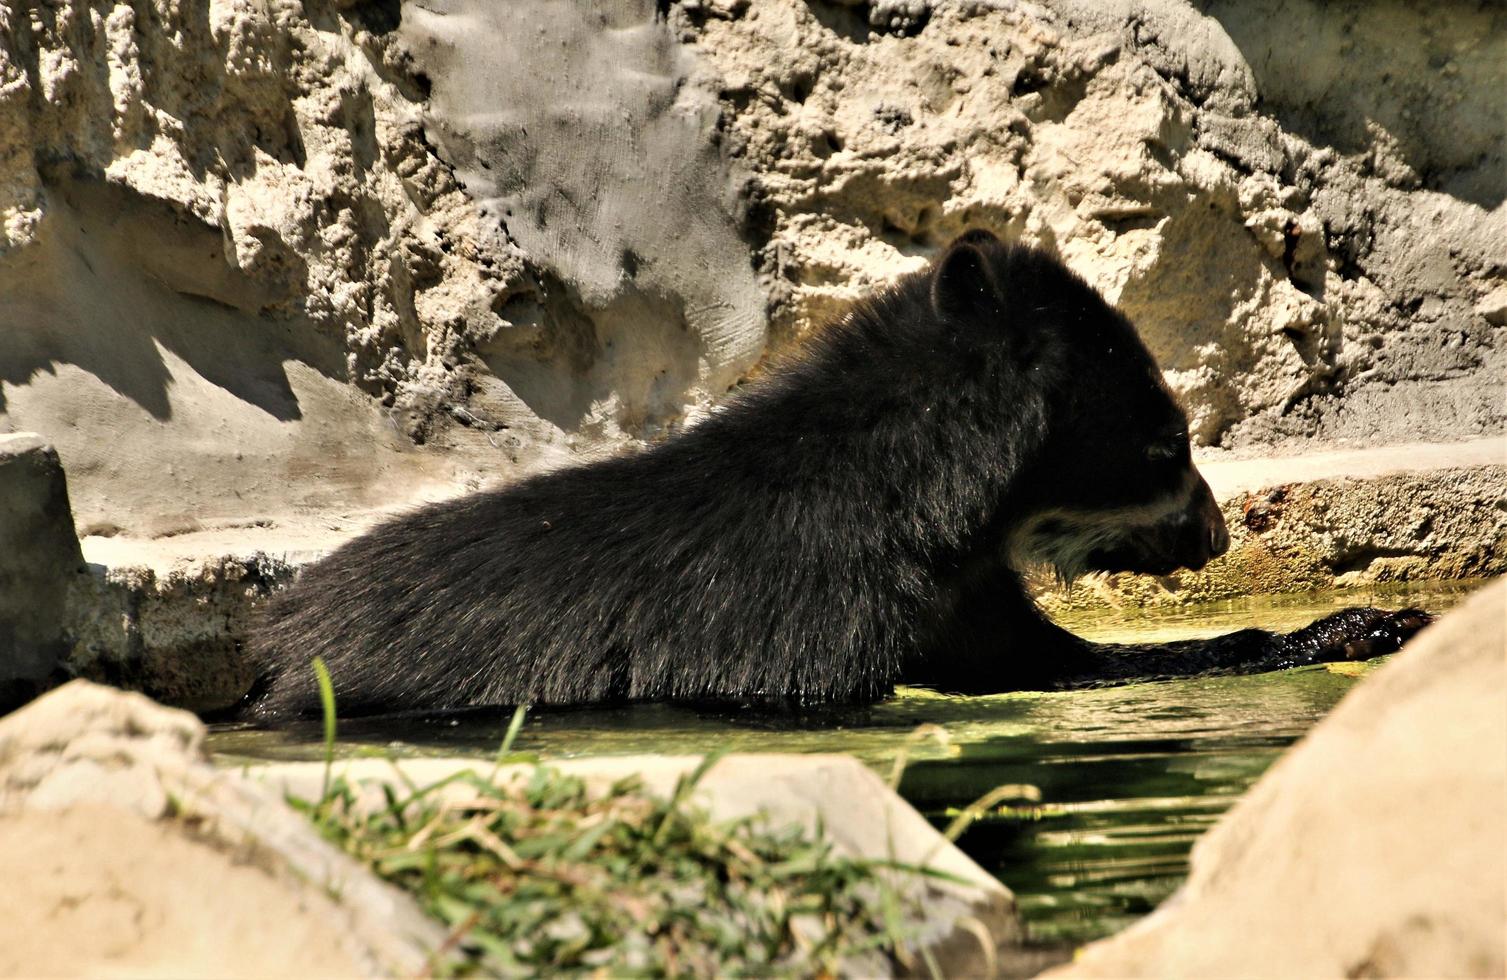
xmin=673 ymin=0 xmax=1505 ymax=450
xmin=0 ymin=806 xmax=370 ymax=979
xmin=1047 ymin=578 xmax=1507 ymax=978
xmin=0 ymin=678 xmax=202 ymax=817
xmin=398 ymin=0 xmax=770 ymax=442
xmin=1038 ymin=457 xmax=1507 ymax=614
xmin=0 ymin=0 xmax=546 ymax=536
xmin=0 ymin=680 xmax=448 ymax=976
xmin=1478 ymin=285 xmax=1507 ymax=328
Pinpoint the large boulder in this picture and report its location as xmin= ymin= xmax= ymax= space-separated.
xmin=0 ymin=680 xmax=446 ymax=976
xmin=1048 ymin=578 xmax=1507 ymax=977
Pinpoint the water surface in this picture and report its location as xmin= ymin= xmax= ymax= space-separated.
xmin=211 ymin=581 xmax=1478 ymax=945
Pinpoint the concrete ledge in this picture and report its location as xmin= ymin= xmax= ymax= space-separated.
xmin=61 ymin=441 xmax=1507 ymax=706
xmin=1036 ymin=459 xmax=1505 ymax=614
xmin=1199 ymin=435 xmax=1504 ymax=498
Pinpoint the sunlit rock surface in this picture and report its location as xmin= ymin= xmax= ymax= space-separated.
xmin=0 ymin=679 xmax=452 ymax=977
xmin=1 ymin=0 xmax=1500 ymax=536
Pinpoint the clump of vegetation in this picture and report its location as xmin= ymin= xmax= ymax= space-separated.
xmin=292 ymin=664 xmax=959 ymax=977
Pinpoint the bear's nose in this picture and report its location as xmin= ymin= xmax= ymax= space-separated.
xmin=1209 ymin=515 xmax=1230 ymax=558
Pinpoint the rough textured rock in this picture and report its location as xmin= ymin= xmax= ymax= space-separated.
xmin=0 ymin=432 xmax=84 ymax=709
xmin=1048 ymin=577 xmax=1507 ymax=978
xmin=0 ymin=680 xmax=448 ymax=976
xmin=0 ymin=0 xmax=535 ymax=536
xmin=399 ymin=0 xmax=769 ymax=441
xmin=63 ymin=504 xmax=395 ymax=711
xmin=1 ymin=0 xmax=1501 ymax=543
xmin=671 ymin=0 xmax=1505 ymax=451
xmin=257 ymin=752 xmax=1028 ymax=978
xmin=67 ymin=550 xmax=292 ymax=712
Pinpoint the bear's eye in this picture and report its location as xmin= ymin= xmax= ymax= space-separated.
xmin=1146 ymin=433 xmax=1187 ymax=463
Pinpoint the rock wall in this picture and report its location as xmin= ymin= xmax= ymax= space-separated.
xmin=0 ymin=0 xmax=534 ymax=534
xmin=0 ymin=0 xmax=1501 ymax=538
xmin=673 ymin=0 xmax=1505 ymax=450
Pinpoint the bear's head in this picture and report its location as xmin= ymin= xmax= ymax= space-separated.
xmin=927 ymin=230 xmax=1230 ymax=581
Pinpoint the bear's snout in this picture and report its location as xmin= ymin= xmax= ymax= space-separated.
xmin=1209 ymin=512 xmax=1231 ymax=558
xmin=1173 ymin=476 xmax=1228 ymax=571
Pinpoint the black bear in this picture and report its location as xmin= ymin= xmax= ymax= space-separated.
xmin=244 ymin=231 xmax=1429 ymax=721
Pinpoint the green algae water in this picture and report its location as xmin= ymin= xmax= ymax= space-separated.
xmin=210 ymin=580 xmax=1482 ymax=947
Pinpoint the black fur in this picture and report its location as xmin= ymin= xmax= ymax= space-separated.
xmin=244 ymin=233 xmax=1430 ymax=722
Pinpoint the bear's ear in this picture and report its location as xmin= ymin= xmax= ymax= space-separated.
xmin=952 ymin=228 xmax=1003 ymax=248
xmin=930 ymin=232 xmax=1004 ymax=325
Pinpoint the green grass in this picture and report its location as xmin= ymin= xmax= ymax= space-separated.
xmin=290 ymin=680 xmax=978 ymax=976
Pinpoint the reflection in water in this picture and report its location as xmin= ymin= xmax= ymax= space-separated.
xmin=892 ymin=667 xmax=1364 ymax=944
xmin=211 ymin=581 xmax=1480 ymax=945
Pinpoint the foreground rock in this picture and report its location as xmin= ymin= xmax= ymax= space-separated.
xmin=256 ymin=753 xmax=1027 ymax=977
xmin=0 ymin=433 xmax=84 ymax=711
xmin=1049 ymin=578 xmax=1507 ymax=978
xmin=0 ymin=680 xmax=1026 ymax=977
xmin=0 ymin=681 xmax=446 ymax=977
